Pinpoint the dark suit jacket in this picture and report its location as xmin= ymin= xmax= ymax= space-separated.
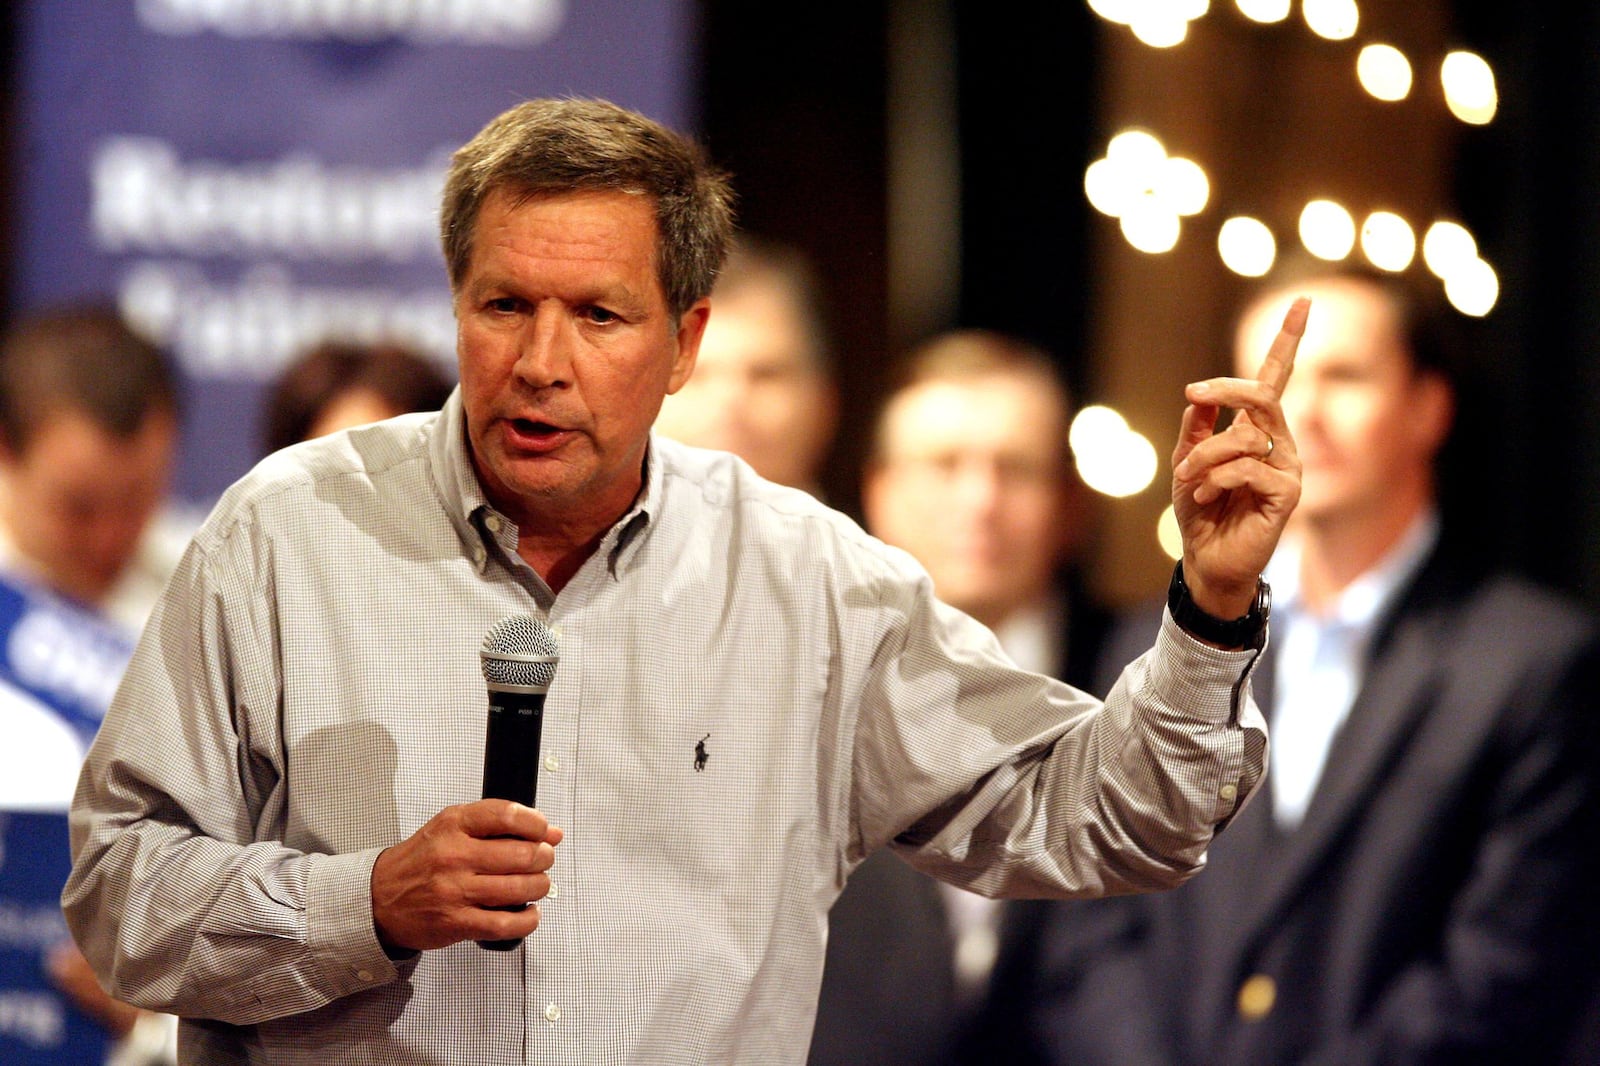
xmin=1018 ymin=545 xmax=1600 ymax=1065
xmin=807 ymin=579 xmax=1112 ymax=1066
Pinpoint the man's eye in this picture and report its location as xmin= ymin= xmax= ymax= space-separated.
xmin=584 ymin=306 xmax=620 ymax=324
xmin=486 ymin=297 xmax=521 ymax=313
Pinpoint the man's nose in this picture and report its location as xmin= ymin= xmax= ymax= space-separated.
xmin=514 ymin=306 xmax=574 ymax=388
xmin=949 ymin=460 xmax=1005 ymax=514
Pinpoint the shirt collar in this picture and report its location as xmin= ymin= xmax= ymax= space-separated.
xmin=427 ymin=388 xmax=493 ymax=553
xmin=425 ymin=388 xmax=660 ymax=577
xmin=1265 ymin=509 xmax=1440 ymax=630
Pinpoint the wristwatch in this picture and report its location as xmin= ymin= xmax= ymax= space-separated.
xmin=1166 ymin=561 xmax=1270 ymax=650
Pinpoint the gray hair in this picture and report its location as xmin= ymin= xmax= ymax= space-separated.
xmin=440 ymin=98 xmax=737 ymax=318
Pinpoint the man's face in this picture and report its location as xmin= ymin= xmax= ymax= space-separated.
xmin=1234 ymin=278 xmax=1451 ymax=531
xmin=653 ymin=278 xmax=836 ymax=490
xmin=0 ymin=407 xmax=176 ymax=606
xmin=454 ymin=189 xmax=707 ymax=531
xmin=863 ymin=373 xmax=1073 ymax=627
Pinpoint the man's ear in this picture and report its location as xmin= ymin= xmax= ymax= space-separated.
xmin=1411 ymin=370 xmax=1455 ymax=458
xmin=668 ymin=298 xmax=711 ymax=394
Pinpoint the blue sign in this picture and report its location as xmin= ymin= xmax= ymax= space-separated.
xmin=14 ymin=0 xmax=696 ymax=505
xmin=0 ymin=571 xmax=135 ymax=1063
xmin=0 ymin=574 xmax=135 ymax=759
xmin=0 ymin=811 xmax=112 ymax=1064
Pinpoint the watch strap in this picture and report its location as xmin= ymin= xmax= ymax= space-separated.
xmin=1166 ymin=562 xmax=1270 ymax=649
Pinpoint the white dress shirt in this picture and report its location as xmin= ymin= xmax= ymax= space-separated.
xmin=66 ymin=392 xmax=1267 ymax=1065
xmin=1264 ymin=512 xmax=1438 ymax=828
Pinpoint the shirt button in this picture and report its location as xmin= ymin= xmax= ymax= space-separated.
xmin=544 ymin=754 xmax=560 ymax=773
xmin=544 ymin=1003 xmax=561 ymax=1023
xmin=484 ymin=514 xmax=503 ymax=533
xmin=471 ymin=547 xmax=486 ymax=565
xmin=1237 ymin=974 xmax=1276 ymax=1020
xmin=548 ymin=880 xmax=559 ymax=900
xmin=356 ymin=969 xmax=376 ymax=982
xmin=548 ymin=624 xmax=564 ymax=640
xmin=1219 ymin=783 xmax=1238 ymax=802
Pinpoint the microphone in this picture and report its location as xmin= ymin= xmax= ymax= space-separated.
xmin=477 ymin=614 xmax=560 ymax=951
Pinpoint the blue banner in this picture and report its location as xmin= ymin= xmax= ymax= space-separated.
xmin=15 ymin=0 xmax=696 ymax=505
xmin=0 ymin=809 xmax=112 ymax=1056
xmin=0 ymin=573 xmax=136 ymax=1063
xmin=0 ymin=811 xmax=112 ymax=1065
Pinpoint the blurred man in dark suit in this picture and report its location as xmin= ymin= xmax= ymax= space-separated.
xmin=1018 ymin=264 xmax=1600 ymax=1065
xmin=808 ymin=331 xmax=1109 ymax=1066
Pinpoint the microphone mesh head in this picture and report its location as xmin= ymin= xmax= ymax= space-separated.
xmin=480 ymin=615 xmax=560 ymax=688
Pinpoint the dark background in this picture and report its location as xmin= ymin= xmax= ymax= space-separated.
xmin=695 ymin=2 xmax=1600 ymax=607
xmin=2 ymin=3 xmax=1594 ymax=606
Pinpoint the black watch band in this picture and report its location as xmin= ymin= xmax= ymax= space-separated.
xmin=1167 ymin=562 xmax=1270 ymax=650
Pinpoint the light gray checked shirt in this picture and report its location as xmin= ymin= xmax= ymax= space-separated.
xmin=64 ymin=390 xmax=1266 ymax=1065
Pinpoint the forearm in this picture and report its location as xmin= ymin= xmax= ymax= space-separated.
xmin=888 ymin=610 xmax=1266 ymax=899
xmin=65 ymin=778 xmax=398 ymax=1025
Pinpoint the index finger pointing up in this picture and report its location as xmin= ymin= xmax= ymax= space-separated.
xmin=1257 ymin=296 xmax=1312 ymax=397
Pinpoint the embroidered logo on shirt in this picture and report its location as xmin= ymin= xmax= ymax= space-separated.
xmin=694 ymin=734 xmax=711 ymax=772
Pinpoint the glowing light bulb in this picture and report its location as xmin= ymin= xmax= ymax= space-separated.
xmin=1218 ymin=216 xmax=1277 ymax=277
xmin=1121 ymin=200 xmax=1183 ymax=254
xmin=1299 ymin=199 xmax=1356 ymax=261
xmin=1303 ymin=0 xmax=1358 ymax=40
xmin=1357 ymin=44 xmax=1412 ymax=102
xmin=1442 ymin=50 xmax=1497 ymax=125
xmin=1444 ymin=256 xmax=1498 ymax=317
xmin=1158 ymin=505 xmax=1183 ymax=560
xmin=1360 ymin=211 xmax=1416 ymax=272
xmin=1236 ymin=0 xmax=1290 ymax=23
xmin=1159 ymin=156 xmax=1210 ymax=217
xmin=1422 ymin=220 xmax=1478 ymax=279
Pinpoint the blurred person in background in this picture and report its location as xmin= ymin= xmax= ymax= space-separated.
xmin=1018 ymin=264 xmax=1600 ymax=1065
xmin=652 ymin=234 xmax=837 ymax=496
xmin=807 ymin=330 xmax=1111 ymax=1066
xmin=261 ymin=338 xmax=455 ymax=456
xmin=0 ymin=303 xmax=184 ymax=1065
xmin=0 ymin=304 xmax=189 ymax=636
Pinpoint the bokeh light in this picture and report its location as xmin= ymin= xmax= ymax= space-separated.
xmin=1302 ymin=0 xmax=1358 ymax=40
xmin=1218 ymin=216 xmax=1277 ymax=277
xmin=1299 ymin=199 xmax=1356 ymax=261
xmin=1443 ymin=256 xmax=1499 ymax=317
xmin=1357 ymin=44 xmax=1412 ymax=102
xmin=1158 ymin=505 xmax=1183 ymax=561
xmin=1070 ymin=405 xmax=1160 ymax=498
xmin=1085 ymin=130 xmax=1211 ymax=255
xmin=1235 ymin=0 xmax=1290 ymax=23
xmin=1422 ymin=220 xmax=1478 ymax=279
xmin=1442 ymin=50 xmax=1497 ymax=124
xmin=1360 ymin=211 xmax=1416 ymax=272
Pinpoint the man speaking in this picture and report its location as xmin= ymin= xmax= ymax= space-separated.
xmin=64 ymin=98 xmax=1306 ymax=1063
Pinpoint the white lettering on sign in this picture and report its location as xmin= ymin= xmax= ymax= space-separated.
xmin=119 ymin=262 xmax=456 ymax=381
xmin=0 ymin=992 xmax=65 ymax=1049
xmin=135 ymin=0 xmax=566 ymax=45
xmin=92 ymin=137 xmax=449 ymax=263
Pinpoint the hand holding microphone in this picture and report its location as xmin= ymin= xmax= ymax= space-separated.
xmin=477 ymin=615 xmax=560 ymax=949
xmin=369 ymin=615 xmax=561 ymax=954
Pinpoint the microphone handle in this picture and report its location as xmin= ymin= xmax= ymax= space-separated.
xmin=478 ymin=687 xmax=546 ymax=951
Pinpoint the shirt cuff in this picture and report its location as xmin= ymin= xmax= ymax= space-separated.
xmin=1148 ymin=607 xmax=1266 ymax=722
xmin=305 ymin=847 xmax=402 ymax=998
